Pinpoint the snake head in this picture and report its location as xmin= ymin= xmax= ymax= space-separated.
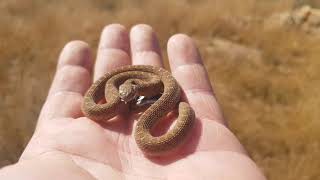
xmin=119 ymin=83 xmax=138 ymax=103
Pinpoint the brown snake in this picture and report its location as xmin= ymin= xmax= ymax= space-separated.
xmin=82 ymin=65 xmax=195 ymax=156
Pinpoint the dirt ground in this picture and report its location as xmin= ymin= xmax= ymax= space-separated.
xmin=1 ymin=0 xmax=320 ymax=179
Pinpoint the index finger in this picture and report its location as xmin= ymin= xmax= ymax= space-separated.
xmin=167 ymin=34 xmax=225 ymax=125
xmin=38 ymin=41 xmax=93 ymax=126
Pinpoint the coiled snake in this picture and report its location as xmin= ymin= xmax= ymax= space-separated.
xmin=82 ymin=65 xmax=195 ymax=156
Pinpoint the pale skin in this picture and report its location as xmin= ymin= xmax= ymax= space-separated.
xmin=0 ymin=24 xmax=266 ymax=180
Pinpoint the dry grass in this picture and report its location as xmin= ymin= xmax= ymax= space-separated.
xmin=1 ymin=0 xmax=320 ymax=179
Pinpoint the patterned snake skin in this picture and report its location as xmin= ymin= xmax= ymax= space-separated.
xmin=82 ymin=65 xmax=195 ymax=156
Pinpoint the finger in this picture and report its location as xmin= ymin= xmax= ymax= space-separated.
xmin=49 ymin=41 xmax=92 ymax=96
xmin=130 ymin=24 xmax=163 ymax=67
xmin=39 ymin=41 xmax=93 ymax=123
xmin=167 ymin=34 xmax=225 ymax=124
xmin=94 ymin=24 xmax=131 ymax=80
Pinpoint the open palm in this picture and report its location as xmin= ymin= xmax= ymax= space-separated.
xmin=16 ymin=24 xmax=266 ymax=180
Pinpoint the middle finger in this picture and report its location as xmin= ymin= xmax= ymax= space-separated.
xmin=130 ymin=24 xmax=163 ymax=67
xmin=94 ymin=24 xmax=131 ymax=80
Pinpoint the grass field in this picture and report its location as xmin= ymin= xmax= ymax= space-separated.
xmin=1 ymin=0 xmax=320 ymax=179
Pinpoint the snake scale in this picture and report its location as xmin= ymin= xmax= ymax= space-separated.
xmin=82 ymin=65 xmax=195 ymax=156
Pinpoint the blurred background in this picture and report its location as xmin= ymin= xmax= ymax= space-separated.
xmin=1 ymin=0 xmax=320 ymax=179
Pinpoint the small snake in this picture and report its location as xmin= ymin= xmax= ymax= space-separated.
xmin=82 ymin=65 xmax=195 ymax=156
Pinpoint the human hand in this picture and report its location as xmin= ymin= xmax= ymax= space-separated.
xmin=0 ymin=24 xmax=266 ymax=180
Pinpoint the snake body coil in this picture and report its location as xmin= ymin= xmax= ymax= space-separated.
xmin=82 ymin=65 xmax=195 ymax=156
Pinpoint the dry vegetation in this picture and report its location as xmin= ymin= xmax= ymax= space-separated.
xmin=1 ymin=0 xmax=320 ymax=179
